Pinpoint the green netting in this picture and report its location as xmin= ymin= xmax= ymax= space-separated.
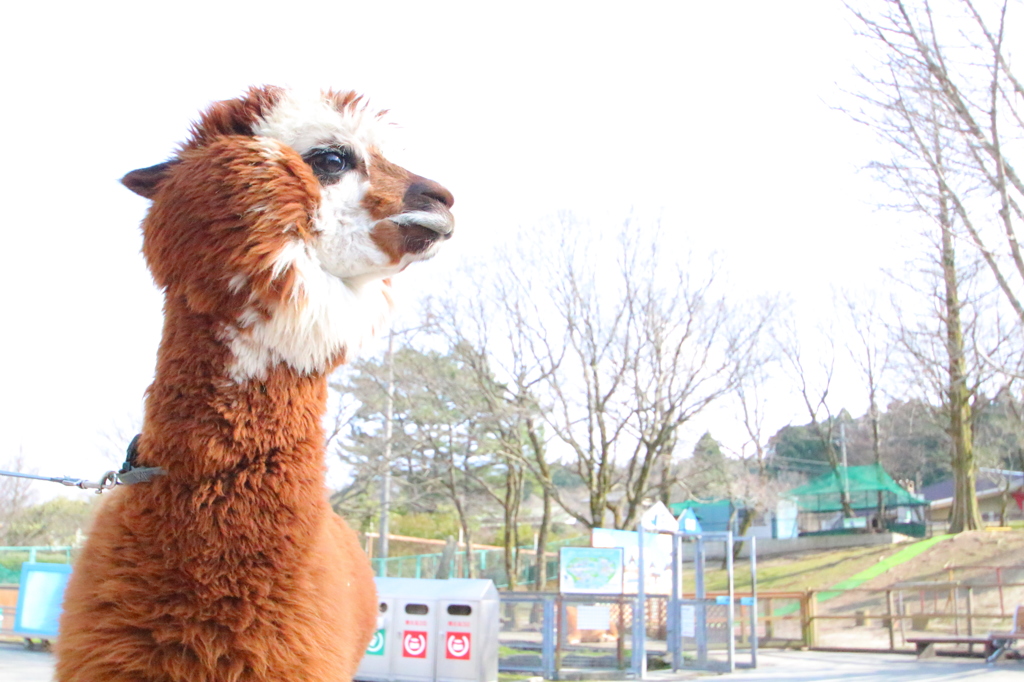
xmin=0 ymin=565 xmax=19 ymax=584
xmin=669 ymin=499 xmax=731 ymax=514
xmin=0 ymin=547 xmax=74 ymax=585
xmin=788 ymin=464 xmax=927 ymax=513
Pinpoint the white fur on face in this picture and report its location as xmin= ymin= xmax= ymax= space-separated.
xmin=222 ymin=89 xmax=452 ymax=381
xmin=251 ymin=90 xmax=383 ymax=159
xmin=221 ymin=91 xmax=399 ymax=381
xmin=225 ymin=240 xmax=391 ymax=382
xmin=252 ymin=90 xmax=398 ymax=282
xmin=313 ymin=172 xmax=395 ymax=281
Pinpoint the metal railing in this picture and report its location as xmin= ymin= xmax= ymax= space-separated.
xmin=498 ymin=592 xmax=649 ymax=678
xmin=494 ymin=581 xmax=1022 ymax=676
xmin=803 ymin=581 xmax=1024 ymax=651
xmin=369 ymin=537 xmax=588 ymax=586
xmin=0 ymin=546 xmax=73 ymax=585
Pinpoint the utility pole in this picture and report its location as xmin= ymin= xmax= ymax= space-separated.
xmin=379 ymin=328 xmax=395 ymax=564
xmin=839 ymin=421 xmax=850 ymax=507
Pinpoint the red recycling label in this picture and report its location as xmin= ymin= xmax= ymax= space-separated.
xmin=402 ymin=631 xmax=428 ymax=658
xmin=445 ymin=632 xmax=471 ymax=660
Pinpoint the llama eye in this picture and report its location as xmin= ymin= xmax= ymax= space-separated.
xmin=305 ymin=149 xmax=352 ymax=183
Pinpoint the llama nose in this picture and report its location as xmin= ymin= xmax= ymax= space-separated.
xmin=405 ymin=176 xmax=454 ymax=210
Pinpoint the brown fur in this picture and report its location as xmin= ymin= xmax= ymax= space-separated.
xmin=184 ymin=86 xmax=284 ymax=150
xmin=54 ymin=90 xmax=403 ymax=681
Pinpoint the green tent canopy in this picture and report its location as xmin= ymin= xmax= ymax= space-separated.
xmin=787 ymin=464 xmax=926 ymax=513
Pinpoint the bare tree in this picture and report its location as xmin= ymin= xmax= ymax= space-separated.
xmin=845 ymin=0 xmax=1024 ymax=530
xmin=776 ymin=317 xmax=856 ymax=518
xmin=0 ymin=454 xmax=37 ymax=545
xmin=888 ymin=238 xmax=1015 ymax=531
xmin=848 ymin=0 xmax=1024 ymax=322
xmin=527 ymin=216 xmax=758 ymax=529
xmin=724 ymin=297 xmax=785 ymax=553
xmin=421 ymin=250 xmax=564 ymax=590
xmin=841 ymin=290 xmax=894 ymax=526
xmin=730 ymin=297 xmax=785 ymax=473
xmin=438 ymin=214 xmax=764 ymax=533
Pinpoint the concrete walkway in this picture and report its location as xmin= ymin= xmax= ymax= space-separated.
xmin=0 ymin=642 xmax=53 ymax=682
xmin=710 ymin=650 xmax=1022 ymax=681
xmin=1 ymin=645 xmax=1020 ymax=681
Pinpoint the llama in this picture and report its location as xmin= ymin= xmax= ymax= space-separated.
xmin=55 ymin=86 xmax=454 ymax=682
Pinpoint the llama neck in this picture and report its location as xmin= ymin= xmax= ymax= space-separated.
xmin=139 ymin=300 xmax=330 ymax=482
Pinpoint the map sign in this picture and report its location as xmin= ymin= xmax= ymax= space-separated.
xmin=558 ymin=547 xmax=624 ymax=594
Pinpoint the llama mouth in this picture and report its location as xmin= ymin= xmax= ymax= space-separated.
xmin=399 ymin=224 xmax=450 ymax=255
xmin=389 ymin=210 xmax=454 ymax=237
xmin=389 ymin=210 xmax=454 ymax=255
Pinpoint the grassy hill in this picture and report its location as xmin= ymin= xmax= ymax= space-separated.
xmin=704 ymin=528 xmax=1024 ymax=594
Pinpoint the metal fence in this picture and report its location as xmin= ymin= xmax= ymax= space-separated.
xmin=0 ymin=547 xmax=73 ymax=584
xmin=699 ymin=582 xmax=1022 ymax=653
xmin=497 ymin=591 xmax=763 ymax=678
xmin=807 ymin=580 xmax=1024 ymax=651
xmin=499 ymin=593 xmax=657 ymax=678
xmin=495 ymin=580 xmax=1022 ymax=677
xmin=370 ymin=549 xmax=569 ymax=588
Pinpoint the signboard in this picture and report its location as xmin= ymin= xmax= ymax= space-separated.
xmin=14 ymin=563 xmax=72 ymax=637
xmin=576 ymin=604 xmax=611 ymax=631
xmin=592 ymin=527 xmax=673 ymax=595
xmin=681 ymin=605 xmax=696 ymax=638
xmin=559 ymin=547 xmax=624 ymax=595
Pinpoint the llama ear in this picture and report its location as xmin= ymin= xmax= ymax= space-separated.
xmin=121 ymin=161 xmax=177 ymax=199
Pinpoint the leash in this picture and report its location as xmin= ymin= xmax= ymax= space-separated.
xmin=0 ymin=435 xmax=165 ymax=494
xmin=0 ymin=468 xmax=118 ymax=493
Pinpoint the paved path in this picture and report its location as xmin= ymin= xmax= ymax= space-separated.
xmin=0 ymin=642 xmax=54 ymax=682
xmin=714 ymin=650 xmax=1022 ymax=681
xmin=1 ymin=645 xmax=1020 ymax=681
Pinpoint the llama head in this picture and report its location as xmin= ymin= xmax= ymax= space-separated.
xmin=124 ymin=86 xmax=454 ymax=381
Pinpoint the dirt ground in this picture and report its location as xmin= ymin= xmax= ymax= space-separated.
xmin=862 ymin=530 xmax=1024 ymax=589
xmin=813 ymin=530 xmax=1024 ymax=649
xmin=739 ymin=529 xmax=1024 ymax=594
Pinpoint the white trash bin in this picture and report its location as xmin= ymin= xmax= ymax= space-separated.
xmin=355 ymin=578 xmax=498 ymax=682
xmin=357 ymin=595 xmax=396 ymax=681
xmin=435 ymin=582 xmax=498 ymax=682
xmin=393 ymin=593 xmax=438 ymax=681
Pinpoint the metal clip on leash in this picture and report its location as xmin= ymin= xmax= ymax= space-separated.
xmin=0 ymin=434 xmax=164 ymax=494
xmin=0 ymin=469 xmax=119 ymax=494
xmin=61 ymin=470 xmax=119 ymax=493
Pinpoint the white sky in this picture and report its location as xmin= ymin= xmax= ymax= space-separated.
xmin=1 ymin=1 xmax=916 ymax=500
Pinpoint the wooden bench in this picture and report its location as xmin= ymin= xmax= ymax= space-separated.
xmin=907 ymin=605 xmax=1023 ymax=662
xmin=906 ymin=634 xmax=999 ymax=659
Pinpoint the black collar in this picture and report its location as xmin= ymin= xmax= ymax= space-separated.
xmin=118 ymin=434 xmax=166 ymax=485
